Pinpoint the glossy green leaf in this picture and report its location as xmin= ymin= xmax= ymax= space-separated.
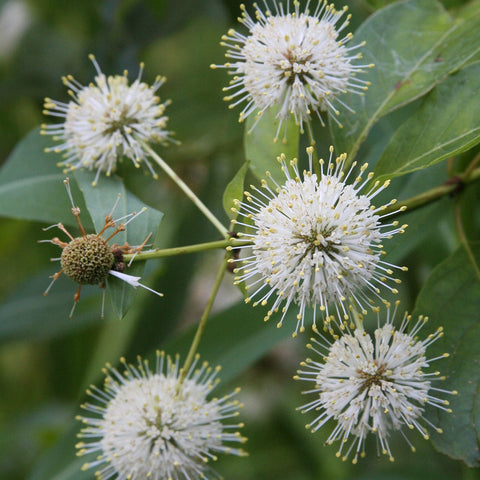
xmin=375 ymin=62 xmax=480 ymax=180
xmin=244 ymin=107 xmax=300 ymax=184
xmin=331 ymin=0 xmax=480 ymax=161
xmin=222 ymin=161 xmax=249 ymax=221
xmin=0 ymin=127 xmax=92 ymax=229
xmin=412 ymin=246 xmax=480 ymax=467
xmin=74 ymin=170 xmax=164 ymax=319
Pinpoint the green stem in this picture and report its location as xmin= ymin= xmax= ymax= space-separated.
xmin=463 ymin=150 xmax=480 ymax=180
xmin=179 ymin=252 xmax=229 ymax=384
xmin=381 ymin=166 xmax=480 ymax=217
xmin=124 ymin=238 xmax=252 ymax=262
xmin=447 ymin=157 xmax=456 ymax=178
xmin=144 ymin=143 xmax=229 ymax=238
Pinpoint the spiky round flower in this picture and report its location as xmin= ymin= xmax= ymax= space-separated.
xmin=76 ymin=352 xmax=247 ymax=480
xmin=39 ymin=178 xmax=162 ymax=318
xmin=61 ymin=234 xmax=114 ymax=285
xmin=211 ymin=0 xmax=372 ymax=139
xmin=295 ymin=302 xmax=458 ymax=463
xmin=231 ymin=147 xmax=407 ymax=335
xmin=42 ymin=54 xmax=173 ymax=185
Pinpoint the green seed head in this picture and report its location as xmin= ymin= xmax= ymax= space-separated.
xmin=61 ymin=234 xmax=115 ymax=285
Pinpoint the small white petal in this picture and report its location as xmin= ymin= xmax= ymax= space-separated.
xmin=108 ymin=269 xmax=142 ymax=285
xmin=109 ymin=269 xmax=164 ymax=297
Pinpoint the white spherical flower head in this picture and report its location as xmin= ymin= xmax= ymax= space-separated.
xmin=76 ymin=352 xmax=247 ymax=480
xmin=295 ymin=302 xmax=458 ymax=463
xmin=211 ymin=1 xmax=372 ymax=139
xmin=42 ymin=54 xmax=174 ymax=185
xmin=232 ymin=147 xmax=408 ymax=336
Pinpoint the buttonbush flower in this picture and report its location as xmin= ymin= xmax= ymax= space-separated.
xmin=211 ymin=0 xmax=371 ymax=139
xmin=232 ymin=147 xmax=407 ymax=335
xmin=42 ymin=55 xmax=173 ymax=185
xmin=39 ymin=178 xmax=162 ymax=318
xmin=76 ymin=352 xmax=247 ymax=480
xmin=295 ymin=302 xmax=457 ymax=463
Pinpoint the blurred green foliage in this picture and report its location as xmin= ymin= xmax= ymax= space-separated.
xmin=0 ymin=0 xmax=480 ymax=480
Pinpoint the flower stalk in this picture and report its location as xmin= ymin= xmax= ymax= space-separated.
xmin=123 ymin=237 xmax=252 ymax=262
xmin=381 ymin=166 xmax=480 ymax=217
xmin=179 ymin=253 xmax=230 ymax=385
xmin=143 ymin=142 xmax=229 ymax=238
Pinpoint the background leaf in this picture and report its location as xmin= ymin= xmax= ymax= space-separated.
xmin=331 ymin=0 xmax=480 ymax=161
xmin=244 ymin=107 xmax=300 ymax=184
xmin=375 ymin=62 xmax=480 ymax=180
xmin=223 ymin=161 xmax=249 ymax=221
xmin=0 ymin=271 xmax=101 ymax=343
xmin=166 ymin=300 xmax=294 ymax=383
xmin=412 ymin=246 xmax=480 ymax=467
xmin=379 ymin=162 xmax=452 ymax=265
xmin=0 ymin=128 xmax=92 ymax=229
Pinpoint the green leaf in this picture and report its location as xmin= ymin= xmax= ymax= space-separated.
xmin=457 ymin=0 xmax=480 ymax=22
xmin=331 ymin=0 xmax=480 ymax=161
xmin=27 ymin=423 xmax=91 ymax=480
xmin=74 ymin=170 xmax=164 ymax=319
xmin=222 ymin=161 xmax=249 ymax=221
xmin=0 ymin=271 xmax=102 ymax=343
xmin=244 ymin=107 xmax=300 ymax=184
xmin=375 ymin=62 xmax=480 ymax=180
xmin=412 ymin=246 xmax=480 ymax=467
xmin=365 ymin=0 xmax=398 ymax=8
xmin=0 ymin=127 xmax=92 ymax=229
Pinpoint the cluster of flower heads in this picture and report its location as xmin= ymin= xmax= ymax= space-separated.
xmin=231 ymin=145 xmax=457 ymax=460
xmin=232 ymin=146 xmax=408 ymax=336
xmin=35 ymin=0 xmax=458 ymax=473
xmin=76 ymin=352 xmax=247 ymax=480
xmin=295 ymin=301 xmax=457 ymax=463
xmin=212 ymin=0 xmax=372 ymax=139
xmin=42 ymin=54 xmax=173 ymax=185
